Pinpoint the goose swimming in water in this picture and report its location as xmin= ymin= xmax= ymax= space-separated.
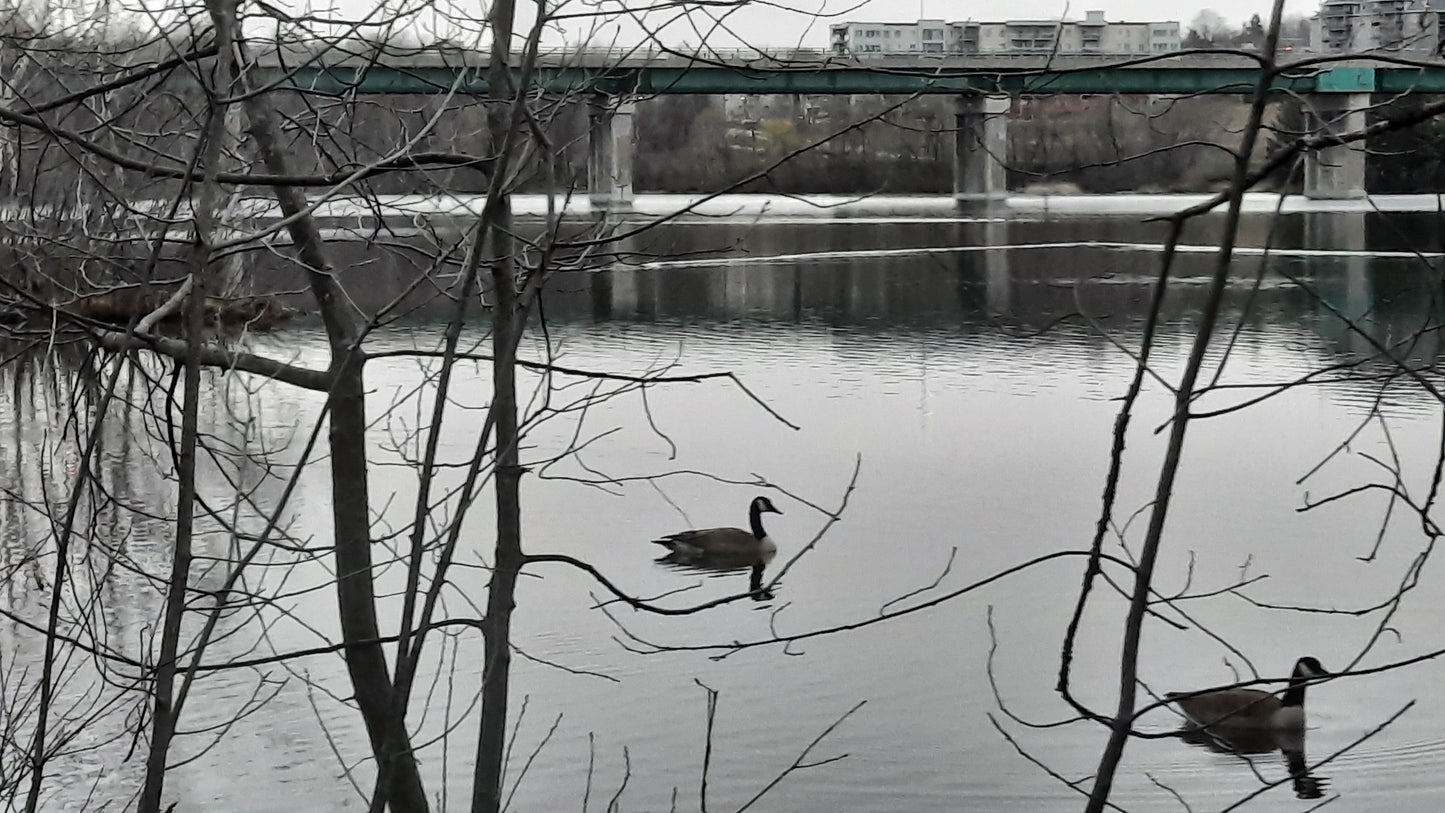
xmin=1166 ymin=656 xmax=1329 ymax=731
xmin=652 ymin=496 xmax=782 ymax=562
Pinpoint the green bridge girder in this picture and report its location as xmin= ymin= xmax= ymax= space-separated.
xmin=270 ymin=63 xmax=1445 ymax=96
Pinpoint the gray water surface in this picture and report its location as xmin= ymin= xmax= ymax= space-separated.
xmin=5 ymin=203 xmax=1445 ymax=811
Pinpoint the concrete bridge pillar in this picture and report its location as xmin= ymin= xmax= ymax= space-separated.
xmin=589 ymin=96 xmax=636 ymax=212
xmin=953 ymin=95 xmax=1009 ymax=205
xmin=1304 ymin=93 xmax=1369 ymax=200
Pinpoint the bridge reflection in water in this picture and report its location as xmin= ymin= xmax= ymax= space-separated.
xmin=591 ymin=210 xmax=1393 ymax=316
xmin=238 ymin=204 xmax=1444 ymax=368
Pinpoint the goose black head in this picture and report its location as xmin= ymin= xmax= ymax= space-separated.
xmin=753 ymin=496 xmax=782 ymax=515
xmin=1293 ymin=657 xmax=1328 ymax=680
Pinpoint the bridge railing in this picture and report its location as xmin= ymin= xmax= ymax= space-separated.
xmin=251 ymin=41 xmax=1326 ymax=71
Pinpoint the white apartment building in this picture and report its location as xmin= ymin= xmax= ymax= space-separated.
xmin=830 ymin=11 xmax=1181 ymax=56
xmin=1314 ymin=0 xmax=1442 ymax=54
xmin=827 ymin=19 xmax=952 ymax=54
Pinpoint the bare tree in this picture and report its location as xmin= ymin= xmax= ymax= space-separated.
xmin=0 ymin=0 xmax=840 ymax=808
xmin=1186 ymin=9 xmax=1234 ymax=46
xmin=8 ymin=0 xmax=1445 ymax=811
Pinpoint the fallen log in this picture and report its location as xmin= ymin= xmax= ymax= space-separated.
xmin=59 ymin=288 xmax=297 ymax=332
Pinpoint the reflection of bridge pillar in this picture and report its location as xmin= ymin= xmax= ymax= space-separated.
xmin=589 ymin=96 xmax=636 ymax=212
xmin=599 ymin=227 xmax=646 ymax=315
xmin=1303 ymin=210 xmax=1370 ymax=323
xmin=1304 ymin=93 xmax=1369 ymax=200
xmin=952 ymin=218 xmax=1012 ymax=318
xmin=581 ymin=200 xmax=638 ymax=320
xmin=953 ymin=95 xmax=1009 ymax=205
xmin=983 ymin=218 xmax=1011 ymax=315
xmin=606 ymin=267 xmax=657 ymax=318
xmin=1303 ymin=209 xmax=1366 ymax=253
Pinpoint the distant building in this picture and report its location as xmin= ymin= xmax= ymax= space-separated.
xmin=1313 ymin=0 xmax=1442 ymax=55
xmin=829 ymin=11 xmax=1181 ymax=56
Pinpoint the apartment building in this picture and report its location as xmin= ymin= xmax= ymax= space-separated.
xmin=1314 ymin=0 xmax=1442 ymax=54
xmin=830 ymin=11 xmax=1182 ymax=56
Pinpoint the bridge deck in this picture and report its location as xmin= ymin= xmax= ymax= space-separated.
xmin=250 ymin=48 xmax=1442 ymax=95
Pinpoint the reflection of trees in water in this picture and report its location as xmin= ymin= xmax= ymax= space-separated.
xmin=0 ymin=342 xmax=312 ymax=800
xmin=566 ymin=213 xmax=1445 ymax=374
xmin=218 ymin=212 xmax=1444 ymax=361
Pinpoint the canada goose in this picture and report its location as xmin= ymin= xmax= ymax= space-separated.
xmin=652 ymin=496 xmax=782 ymax=562
xmin=1166 ymin=656 xmax=1329 ymax=731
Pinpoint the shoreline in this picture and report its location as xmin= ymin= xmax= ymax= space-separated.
xmin=319 ymin=191 xmax=1445 ymax=219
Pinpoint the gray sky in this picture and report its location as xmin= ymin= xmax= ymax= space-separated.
xmin=542 ymin=0 xmax=1322 ymax=49
xmin=855 ymin=0 xmax=1323 ymax=26
xmin=355 ymin=0 xmax=1321 ymax=49
xmin=913 ymin=0 xmax=1316 ymax=26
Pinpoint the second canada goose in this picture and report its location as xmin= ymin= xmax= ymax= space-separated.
xmin=1166 ymin=656 xmax=1329 ymax=731
xmin=652 ymin=496 xmax=782 ymax=562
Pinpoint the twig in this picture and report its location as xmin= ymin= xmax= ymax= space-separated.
xmin=734 ymin=700 xmax=865 ymax=812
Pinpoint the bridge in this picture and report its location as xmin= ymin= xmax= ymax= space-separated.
xmin=257 ymin=47 xmax=1433 ymax=95
xmin=255 ymin=47 xmax=1430 ymax=208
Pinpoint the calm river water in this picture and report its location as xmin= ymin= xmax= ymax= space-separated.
xmin=6 ymin=196 xmax=1445 ymax=811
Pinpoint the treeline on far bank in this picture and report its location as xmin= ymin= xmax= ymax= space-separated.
xmin=1369 ymin=97 xmax=1445 ymax=194
xmin=628 ymin=93 xmax=1445 ymax=195
xmin=405 ymin=92 xmax=1445 ymax=196
xmin=7 ymin=75 xmax=1443 ymax=204
xmin=632 ymin=93 xmax=1251 ymax=195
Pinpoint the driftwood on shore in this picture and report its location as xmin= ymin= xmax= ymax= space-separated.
xmin=56 ymin=288 xmax=298 ymax=332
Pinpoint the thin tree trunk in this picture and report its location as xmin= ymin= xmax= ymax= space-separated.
xmin=232 ymin=32 xmax=430 ymax=813
xmin=473 ymin=0 xmax=521 ymax=807
xmin=473 ymin=211 xmax=523 ymax=813
xmin=136 ymin=8 xmax=235 ymax=807
xmin=137 ymin=241 xmax=205 ymax=813
xmin=1083 ymin=4 xmax=1285 ymax=810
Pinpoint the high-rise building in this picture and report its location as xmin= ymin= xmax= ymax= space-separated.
xmin=1314 ymin=0 xmax=1441 ymax=54
xmin=829 ymin=11 xmax=1181 ymax=56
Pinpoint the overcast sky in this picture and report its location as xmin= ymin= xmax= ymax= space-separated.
xmin=357 ymin=0 xmax=1325 ymax=49
xmin=528 ymin=0 xmax=1324 ymax=50
xmin=912 ymin=0 xmax=1316 ymax=26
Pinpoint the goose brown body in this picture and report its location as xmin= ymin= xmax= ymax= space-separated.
xmin=1166 ymin=656 xmax=1327 ymax=731
xmin=1168 ymin=688 xmax=1285 ymax=729
xmin=652 ymin=496 xmax=781 ymax=562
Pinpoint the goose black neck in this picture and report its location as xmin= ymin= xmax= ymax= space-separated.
xmin=1281 ymin=678 xmax=1309 ymax=708
xmin=749 ymin=501 xmax=767 ymax=539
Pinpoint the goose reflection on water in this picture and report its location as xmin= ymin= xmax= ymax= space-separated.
xmin=1177 ymin=722 xmax=1329 ymax=800
xmin=1166 ymin=657 xmax=1331 ymax=800
xmin=655 ymin=553 xmax=776 ymax=602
